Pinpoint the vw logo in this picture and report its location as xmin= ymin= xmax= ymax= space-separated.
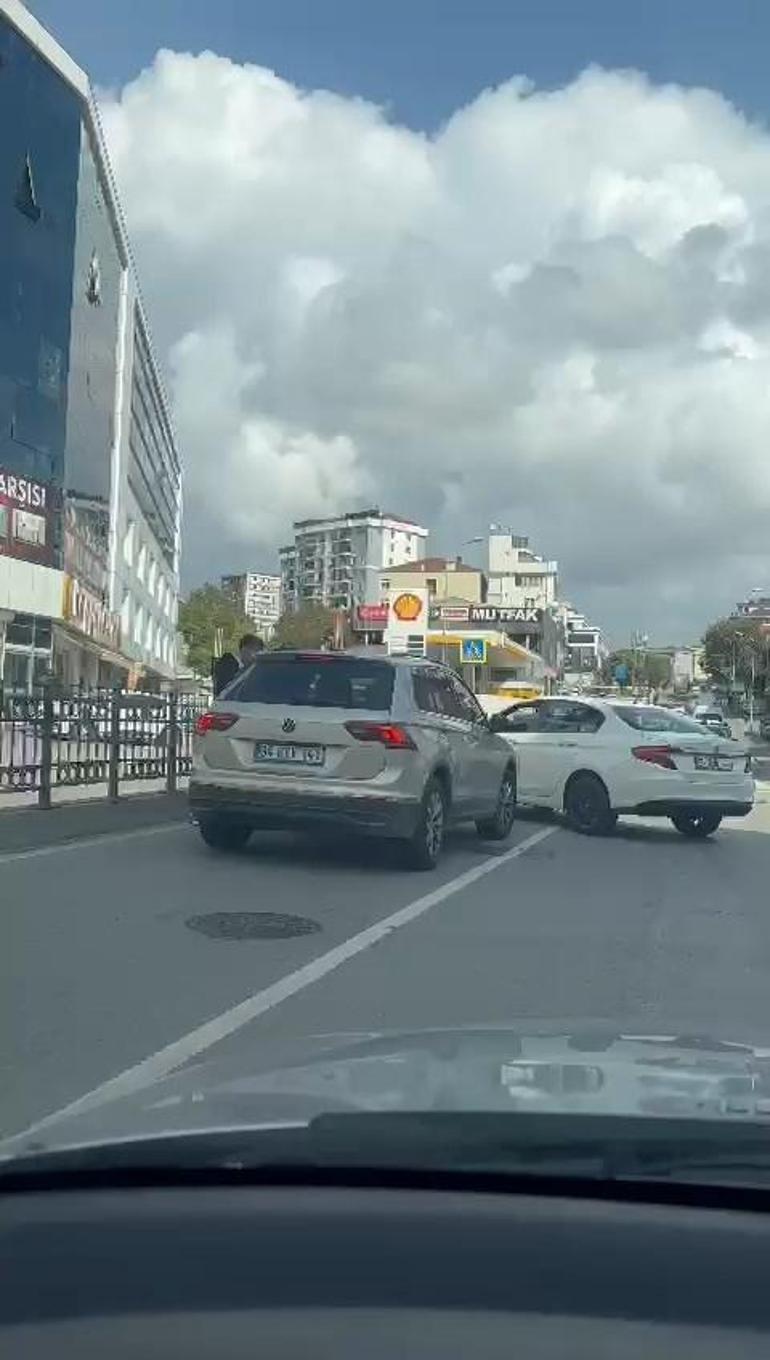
xmin=282 ymin=717 xmax=296 ymax=734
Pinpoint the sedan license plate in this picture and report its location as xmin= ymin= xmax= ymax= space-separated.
xmin=694 ymin=754 xmax=733 ymax=772
xmin=254 ymin=741 xmax=324 ymax=766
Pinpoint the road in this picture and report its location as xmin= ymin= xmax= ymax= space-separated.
xmin=3 ymin=785 xmax=770 ymax=1140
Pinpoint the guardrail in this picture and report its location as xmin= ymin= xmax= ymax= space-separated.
xmin=0 ymin=685 xmax=205 ymax=807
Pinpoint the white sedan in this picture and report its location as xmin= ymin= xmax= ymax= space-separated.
xmin=488 ymin=697 xmax=754 ymax=838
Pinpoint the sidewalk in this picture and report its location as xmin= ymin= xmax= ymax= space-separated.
xmin=0 ymin=774 xmax=189 ymax=811
xmin=0 ymin=788 xmax=190 ymax=856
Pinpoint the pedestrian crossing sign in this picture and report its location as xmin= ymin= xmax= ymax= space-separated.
xmin=461 ymin=637 xmax=487 ymax=664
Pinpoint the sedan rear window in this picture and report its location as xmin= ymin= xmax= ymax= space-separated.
xmin=611 ymin=705 xmax=713 ymax=735
xmin=224 ymin=655 xmax=395 ymax=710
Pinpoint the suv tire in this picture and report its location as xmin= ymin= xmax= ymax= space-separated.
xmin=197 ymin=816 xmax=252 ymax=851
xmin=476 ymin=768 xmax=517 ymax=841
xmin=405 ymin=776 xmax=447 ymax=870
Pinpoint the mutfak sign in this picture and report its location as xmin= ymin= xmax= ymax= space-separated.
xmin=469 ymin=605 xmax=543 ymax=626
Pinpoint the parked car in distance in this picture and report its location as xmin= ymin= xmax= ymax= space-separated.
xmin=488 ymin=697 xmax=753 ymax=838
xmin=190 ymin=652 xmax=518 ymax=869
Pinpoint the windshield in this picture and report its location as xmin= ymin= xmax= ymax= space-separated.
xmin=3 ymin=0 xmax=770 ymax=1186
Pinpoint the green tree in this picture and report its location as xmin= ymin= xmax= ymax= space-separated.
xmin=178 ymin=584 xmax=254 ymax=678
xmin=602 ymin=649 xmax=671 ymax=690
xmin=271 ymin=603 xmax=341 ymax=650
xmin=702 ymin=618 xmax=768 ymax=693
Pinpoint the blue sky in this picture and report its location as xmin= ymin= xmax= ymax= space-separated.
xmin=29 ymin=0 xmax=770 ymax=128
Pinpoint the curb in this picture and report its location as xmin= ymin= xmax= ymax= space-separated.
xmin=0 ymin=790 xmax=189 ymax=857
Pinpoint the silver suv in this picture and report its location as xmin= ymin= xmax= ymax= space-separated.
xmin=189 ymin=651 xmax=517 ymax=869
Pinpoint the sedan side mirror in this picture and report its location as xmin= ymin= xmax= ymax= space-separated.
xmin=488 ymin=714 xmax=506 ymax=733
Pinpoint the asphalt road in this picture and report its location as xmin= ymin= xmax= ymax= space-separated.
xmin=3 ymin=786 xmax=770 ymax=1140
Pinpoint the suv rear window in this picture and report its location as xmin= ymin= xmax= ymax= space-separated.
xmin=224 ymin=655 xmax=395 ymax=710
xmin=611 ymin=705 xmax=710 ymax=735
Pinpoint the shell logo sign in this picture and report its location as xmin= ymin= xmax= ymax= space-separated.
xmin=392 ymin=592 xmax=423 ymax=623
xmin=385 ymin=585 xmax=429 ymax=656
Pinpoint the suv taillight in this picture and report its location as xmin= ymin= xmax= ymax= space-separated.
xmin=195 ymin=711 xmax=238 ymax=735
xmin=345 ymin=720 xmax=416 ymax=750
xmin=632 ymin=744 xmax=677 ymax=770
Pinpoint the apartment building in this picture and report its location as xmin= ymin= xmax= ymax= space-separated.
xmin=487 ymin=532 xmax=559 ymax=610
xmin=280 ymin=508 xmax=427 ymax=612
xmin=379 ymin=556 xmax=485 ymax=605
xmin=563 ymin=607 xmax=608 ymax=684
xmin=222 ymin=571 xmax=281 ymax=639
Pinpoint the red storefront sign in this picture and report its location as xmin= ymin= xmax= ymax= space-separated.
xmin=0 ymin=468 xmax=58 ymax=567
xmin=356 ymin=603 xmax=389 ymax=628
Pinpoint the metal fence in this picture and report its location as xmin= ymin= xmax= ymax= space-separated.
xmin=0 ymin=686 xmax=205 ymax=806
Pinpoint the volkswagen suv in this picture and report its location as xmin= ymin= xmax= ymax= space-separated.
xmin=189 ymin=651 xmax=517 ymax=869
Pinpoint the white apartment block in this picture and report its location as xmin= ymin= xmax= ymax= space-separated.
xmin=280 ymin=508 xmax=428 ymax=612
xmin=222 ymin=571 xmax=281 ymax=639
xmin=563 ymin=606 xmax=608 ymax=681
xmin=487 ymin=533 xmax=559 ymax=611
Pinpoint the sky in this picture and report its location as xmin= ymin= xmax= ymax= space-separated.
xmin=27 ymin=0 xmax=770 ymax=643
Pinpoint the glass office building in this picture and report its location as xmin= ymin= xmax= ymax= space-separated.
xmin=0 ymin=0 xmax=182 ymax=692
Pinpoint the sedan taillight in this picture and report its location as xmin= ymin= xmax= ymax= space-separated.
xmin=195 ymin=711 xmax=239 ymax=735
xmin=632 ymin=744 xmax=677 ymax=770
xmin=345 ymin=720 xmax=416 ymax=750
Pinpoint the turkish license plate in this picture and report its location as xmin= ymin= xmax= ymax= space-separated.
xmin=254 ymin=741 xmax=324 ymax=766
xmin=694 ymin=754 xmax=733 ymax=772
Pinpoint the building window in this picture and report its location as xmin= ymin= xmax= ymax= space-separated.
xmin=137 ymin=543 xmax=146 ymax=583
xmin=123 ymin=521 xmax=135 ymax=566
xmin=148 ymin=556 xmax=157 ymax=594
xmin=133 ymin=606 xmax=144 ymax=646
xmin=14 ymin=509 xmax=46 ymax=546
xmin=14 ymin=153 xmax=41 ymax=223
xmin=427 ymin=578 xmax=437 ymax=595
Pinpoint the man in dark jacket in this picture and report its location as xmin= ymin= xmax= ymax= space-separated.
xmin=238 ymin=634 xmax=264 ymax=667
xmin=212 ymin=650 xmax=238 ymax=696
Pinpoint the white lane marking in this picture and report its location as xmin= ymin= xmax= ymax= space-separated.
xmin=9 ymin=823 xmax=557 ymax=1143
xmin=0 ymin=821 xmax=186 ymax=865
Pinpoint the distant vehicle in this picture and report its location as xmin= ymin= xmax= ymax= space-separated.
xmin=488 ymin=697 xmax=753 ymax=838
xmin=760 ymin=716 xmax=770 ymax=742
xmin=190 ymin=652 xmax=518 ymax=870
xmin=693 ymin=709 xmax=732 ymax=740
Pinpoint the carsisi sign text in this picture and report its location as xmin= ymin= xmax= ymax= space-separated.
xmin=391 ymin=592 xmax=423 ymax=622
xmin=0 ymin=469 xmax=48 ymax=510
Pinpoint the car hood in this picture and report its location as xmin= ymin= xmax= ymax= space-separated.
xmin=4 ymin=1025 xmax=770 ymax=1163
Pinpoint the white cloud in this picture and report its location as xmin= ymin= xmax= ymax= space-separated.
xmin=100 ymin=54 xmax=770 ymax=639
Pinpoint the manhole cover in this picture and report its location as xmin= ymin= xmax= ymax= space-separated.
xmin=186 ymin=911 xmax=321 ymax=940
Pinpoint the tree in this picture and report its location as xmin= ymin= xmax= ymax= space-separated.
xmin=178 ymin=584 xmax=254 ymax=678
xmin=602 ymin=649 xmax=671 ymax=691
xmin=271 ymin=603 xmax=342 ymax=650
xmin=702 ymin=618 xmax=769 ymax=693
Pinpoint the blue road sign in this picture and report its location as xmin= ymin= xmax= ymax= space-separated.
xmin=461 ymin=637 xmax=487 ymax=664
